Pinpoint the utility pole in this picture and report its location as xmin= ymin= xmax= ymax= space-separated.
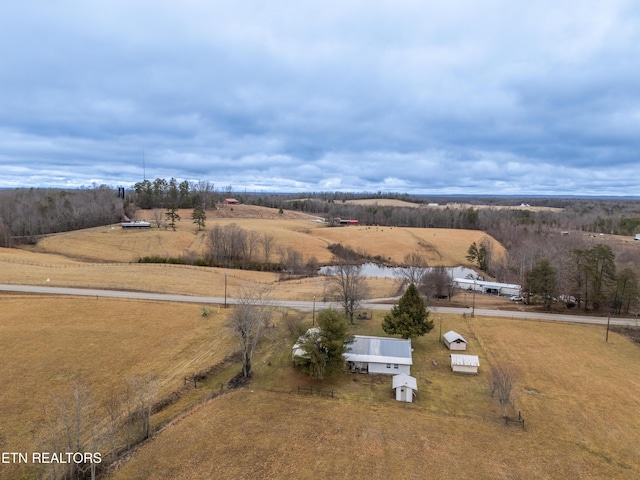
xmin=471 ymin=277 xmax=476 ymax=317
xmin=224 ymin=273 xmax=227 ymax=308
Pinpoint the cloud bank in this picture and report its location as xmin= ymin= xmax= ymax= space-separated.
xmin=1 ymin=1 xmax=639 ymax=195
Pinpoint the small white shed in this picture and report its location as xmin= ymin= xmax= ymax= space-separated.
xmin=392 ymin=373 xmax=417 ymax=403
xmin=450 ymin=354 xmax=480 ymax=374
xmin=443 ymin=330 xmax=467 ymax=351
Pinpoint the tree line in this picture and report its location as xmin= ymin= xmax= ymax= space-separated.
xmin=0 ymin=186 xmax=123 ymax=247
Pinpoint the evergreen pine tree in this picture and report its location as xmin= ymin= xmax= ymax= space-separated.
xmin=382 ymin=283 xmax=433 ymax=339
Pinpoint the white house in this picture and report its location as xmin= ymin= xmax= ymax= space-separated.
xmin=450 ymin=354 xmax=480 ymax=374
xmin=392 ymin=373 xmax=417 ymax=403
xmin=443 ymin=330 xmax=467 ymax=351
xmin=345 ymin=335 xmax=413 ymax=375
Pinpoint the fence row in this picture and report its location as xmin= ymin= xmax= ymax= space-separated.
xmin=298 ymin=386 xmax=334 ymax=398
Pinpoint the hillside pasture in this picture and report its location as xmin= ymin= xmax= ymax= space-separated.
xmin=109 ymin=314 xmax=640 ymax=480
xmin=23 ymin=213 xmax=330 ymax=264
xmin=3 ymin=204 xmax=500 ymax=303
xmin=20 ymin=205 xmax=501 ymax=269
xmin=310 ymin=225 xmax=504 ymax=266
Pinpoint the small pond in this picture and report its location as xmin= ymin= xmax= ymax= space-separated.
xmin=318 ymin=262 xmax=476 ymax=279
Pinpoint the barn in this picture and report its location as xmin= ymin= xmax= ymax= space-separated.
xmin=450 ymin=354 xmax=480 ymax=374
xmin=345 ymin=335 xmax=413 ymax=375
xmin=392 ymin=373 xmax=417 ymax=403
xmin=443 ymin=330 xmax=467 ymax=351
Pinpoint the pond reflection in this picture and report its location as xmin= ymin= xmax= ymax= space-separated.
xmin=318 ymin=262 xmax=476 ymax=279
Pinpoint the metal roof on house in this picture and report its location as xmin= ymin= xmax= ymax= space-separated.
xmin=450 ymin=354 xmax=480 ymax=367
xmin=443 ymin=330 xmax=467 ymax=344
xmin=345 ymin=335 xmax=413 ymax=365
xmin=453 ymin=278 xmax=521 ymax=290
xmin=392 ymin=373 xmax=417 ymax=391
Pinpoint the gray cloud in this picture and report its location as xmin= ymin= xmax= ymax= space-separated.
xmin=0 ymin=1 xmax=639 ymax=195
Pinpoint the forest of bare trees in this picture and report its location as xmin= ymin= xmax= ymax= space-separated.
xmin=0 ymin=186 xmax=123 ymax=247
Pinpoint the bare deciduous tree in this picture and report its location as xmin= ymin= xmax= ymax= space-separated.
xmin=126 ymin=374 xmax=158 ymax=440
xmin=421 ymin=266 xmax=453 ymax=300
xmin=328 ymin=261 xmax=370 ymax=324
xmin=152 ymin=208 xmax=164 ymax=228
xmin=246 ymin=230 xmax=260 ymax=263
xmin=488 ymin=363 xmax=518 ymax=417
xmin=278 ymin=246 xmax=305 ymax=278
xmin=396 ymin=252 xmax=429 ymax=287
xmin=260 ymin=233 xmax=275 ymax=263
xmin=40 ymin=381 xmax=99 ymax=480
xmin=228 ymin=287 xmax=273 ymax=377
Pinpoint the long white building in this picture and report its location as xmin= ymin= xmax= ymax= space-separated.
xmin=453 ymin=278 xmax=521 ymax=297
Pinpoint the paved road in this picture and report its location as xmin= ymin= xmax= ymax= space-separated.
xmin=1 ymin=283 xmax=637 ymax=327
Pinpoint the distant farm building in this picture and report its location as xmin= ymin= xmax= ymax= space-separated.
xmin=224 ymin=198 xmax=240 ymax=205
xmin=453 ymin=278 xmax=521 ymax=297
xmin=443 ymin=331 xmax=467 ymax=351
xmin=392 ymin=373 xmax=417 ymax=403
xmin=345 ymin=335 xmax=412 ymax=375
xmin=121 ymin=221 xmax=150 ymax=229
xmin=450 ymin=354 xmax=480 ymax=374
xmin=335 ymin=217 xmax=359 ymax=226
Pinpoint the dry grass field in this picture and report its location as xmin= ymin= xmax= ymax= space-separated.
xmin=18 ymin=205 xmax=501 ymax=267
xmin=108 ymin=314 xmax=640 ymax=480
xmin=0 ymin=204 xmax=501 ymax=301
xmin=310 ymin=225 xmax=503 ymax=265
xmin=1 ymin=202 xmax=639 ymax=479
xmin=0 ymin=296 xmax=235 ymax=479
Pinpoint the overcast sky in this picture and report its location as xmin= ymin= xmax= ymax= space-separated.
xmin=1 ymin=1 xmax=639 ymax=195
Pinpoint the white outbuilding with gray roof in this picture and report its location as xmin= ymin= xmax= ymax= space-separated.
xmin=443 ymin=330 xmax=468 ymax=350
xmin=450 ymin=354 xmax=480 ymax=374
xmin=392 ymin=373 xmax=418 ymax=403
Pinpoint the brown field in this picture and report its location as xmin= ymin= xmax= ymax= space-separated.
xmin=1 ymin=204 xmax=502 ymax=301
xmin=1 ymin=202 xmax=639 ymax=479
xmin=0 ymin=296 xmax=235 ymax=480
xmin=310 ymin=225 xmax=503 ymax=266
xmin=109 ymin=315 xmax=640 ymax=480
xmin=19 ymin=205 xmax=501 ymax=267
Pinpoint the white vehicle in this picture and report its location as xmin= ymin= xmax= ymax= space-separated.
xmin=510 ymin=295 xmax=523 ymax=302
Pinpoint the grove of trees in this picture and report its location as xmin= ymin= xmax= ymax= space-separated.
xmin=0 ymin=186 xmax=123 ymax=247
